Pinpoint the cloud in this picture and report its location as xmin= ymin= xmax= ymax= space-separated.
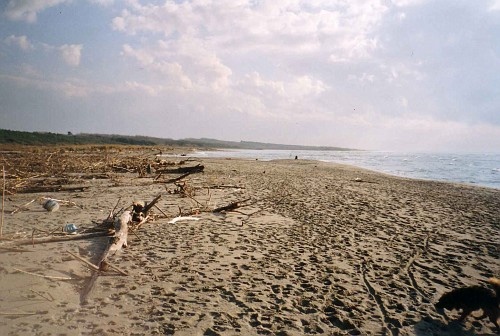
xmin=2 ymin=0 xmax=499 ymax=152
xmin=111 ymin=0 xmax=391 ymax=120
xmin=0 ymin=74 xmax=91 ymax=97
xmin=121 ymin=38 xmax=231 ymax=90
xmin=121 ymin=43 xmax=193 ymax=89
xmin=0 ymin=73 xmax=141 ymax=98
xmin=88 ymin=0 xmax=114 ymax=6
xmin=390 ymin=0 xmax=428 ymax=7
xmin=490 ymin=0 xmax=500 ymax=11
xmin=4 ymin=37 xmax=83 ymax=67
xmin=112 ymin=1 xmax=389 ymax=62
xmin=59 ymin=44 xmax=83 ymax=66
xmin=4 ymin=0 xmax=69 ymax=23
xmin=240 ymin=72 xmax=327 ymax=103
xmin=4 ymin=35 xmax=34 ymax=51
xmin=4 ymin=36 xmax=84 ymax=67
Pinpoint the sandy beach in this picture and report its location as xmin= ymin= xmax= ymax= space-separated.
xmin=0 ymin=146 xmax=499 ymax=336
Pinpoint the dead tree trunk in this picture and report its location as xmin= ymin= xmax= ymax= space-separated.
xmin=80 ymin=212 xmax=131 ymax=304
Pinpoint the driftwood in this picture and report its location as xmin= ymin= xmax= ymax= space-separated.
xmin=81 ymin=192 xmax=161 ymax=303
xmin=82 ymin=193 xmax=161 ymax=303
xmin=67 ymin=250 xmax=99 ymax=271
xmin=30 ymin=289 xmax=54 ymax=302
xmin=20 ymin=185 xmax=89 ymax=193
xmin=14 ymin=231 xmax=112 ymax=246
xmin=168 ymin=216 xmax=200 ymax=224
xmin=131 ymin=194 xmax=161 ymax=223
xmin=209 ymin=185 xmax=245 ymax=189
xmin=212 ymin=198 xmax=251 ymax=213
xmin=10 ymin=199 xmax=36 ymax=214
xmin=80 ymin=190 xmax=161 ymax=304
xmin=0 ymin=311 xmax=41 ymax=316
xmin=159 ymin=172 xmax=193 ymax=183
xmin=81 ymin=212 xmax=131 ymax=304
xmin=156 ymin=164 xmax=204 ymax=174
xmin=153 ymin=204 xmax=169 ymax=218
xmin=104 ymin=262 xmax=128 ymax=276
xmin=172 ymin=181 xmax=195 ymax=198
xmin=142 ymin=194 xmax=162 ymax=214
xmin=13 ymin=267 xmax=73 ymax=281
xmin=111 ymin=165 xmax=136 ymax=173
xmin=133 ymin=215 xmax=150 ymax=231
xmin=109 ymin=212 xmax=130 ymax=252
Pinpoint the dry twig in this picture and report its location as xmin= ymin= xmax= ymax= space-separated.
xmin=0 ymin=311 xmax=39 ymax=316
xmin=13 ymin=268 xmax=73 ymax=280
xmin=212 ymin=198 xmax=251 ymax=213
xmin=67 ymin=250 xmax=99 ymax=271
xmin=10 ymin=199 xmax=36 ymax=214
xmin=30 ymin=289 xmax=54 ymax=302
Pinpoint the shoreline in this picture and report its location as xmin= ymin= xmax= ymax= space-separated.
xmin=1 ymin=148 xmax=499 ymax=335
xmin=185 ymin=149 xmax=500 ymax=190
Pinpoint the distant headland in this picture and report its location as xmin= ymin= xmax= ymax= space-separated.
xmin=0 ymin=129 xmax=356 ymax=151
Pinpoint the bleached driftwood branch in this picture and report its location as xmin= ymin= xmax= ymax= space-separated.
xmin=168 ymin=216 xmax=200 ymax=224
xmin=107 ymin=211 xmax=130 ymax=256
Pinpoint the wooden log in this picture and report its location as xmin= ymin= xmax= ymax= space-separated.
xmin=212 ymin=198 xmax=251 ymax=213
xmin=209 ymin=185 xmax=245 ymax=189
xmin=19 ymin=185 xmax=89 ymax=193
xmin=108 ymin=212 xmax=130 ymax=255
xmin=155 ymin=164 xmax=204 ymax=174
xmin=160 ymin=171 xmax=193 ymax=183
xmin=141 ymin=194 xmax=162 ymax=215
xmin=80 ymin=212 xmax=131 ymax=304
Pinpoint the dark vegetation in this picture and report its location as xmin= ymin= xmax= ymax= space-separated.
xmin=0 ymin=129 xmax=354 ymax=151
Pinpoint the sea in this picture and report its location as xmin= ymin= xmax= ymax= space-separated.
xmin=190 ymin=149 xmax=500 ymax=190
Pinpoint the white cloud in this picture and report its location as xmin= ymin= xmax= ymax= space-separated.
xmin=489 ymin=0 xmax=500 ymax=11
xmin=4 ymin=36 xmax=83 ymax=67
xmin=123 ymin=81 xmax=162 ymax=96
xmin=4 ymin=35 xmax=34 ymax=51
xmin=0 ymin=74 xmax=91 ymax=97
xmin=112 ymin=1 xmax=389 ymax=62
xmin=227 ymin=71 xmax=330 ymax=120
xmin=0 ymin=73 xmax=151 ymax=98
xmin=122 ymin=44 xmax=154 ymax=65
xmin=4 ymin=0 xmax=69 ymax=23
xmin=59 ymin=44 xmax=83 ymax=66
xmin=111 ymin=0 xmax=390 ymax=119
xmin=348 ymin=72 xmax=375 ymax=84
xmin=89 ymin=0 xmax=114 ymax=6
xmin=390 ymin=0 xmax=428 ymax=7
xmin=241 ymin=72 xmax=326 ymax=100
xmin=121 ymin=38 xmax=231 ymax=90
xmin=19 ymin=63 xmax=42 ymax=77
xmin=2 ymin=0 xmax=499 ymax=153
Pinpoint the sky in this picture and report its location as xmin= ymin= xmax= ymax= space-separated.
xmin=1 ymin=0 xmax=500 ymax=152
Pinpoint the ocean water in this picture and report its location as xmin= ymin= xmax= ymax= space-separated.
xmin=191 ymin=149 xmax=500 ymax=190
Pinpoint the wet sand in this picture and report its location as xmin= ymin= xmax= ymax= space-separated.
xmin=1 ymin=151 xmax=499 ymax=335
